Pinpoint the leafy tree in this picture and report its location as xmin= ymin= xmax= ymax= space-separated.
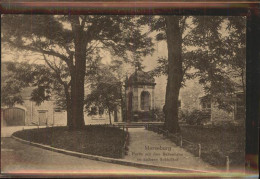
xmin=184 ymin=17 xmax=246 ymax=112
xmin=1 ymin=62 xmax=26 ymax=107
xmin=1 ymin=77 xmax=25 ymax=107
xmin=1 ymin=62 xmax=53 ymax=107
xmin=225 ymin=17 xmax=246 ymax=105
xmin=85 ymin=65 xmax=122 ymax=124
xmin=144 ymin=16 xmax=245 ymax=133
xmin=1 ymin=62 xmax=67 ymax=108
xmin=2 ymin=15 xmax=154 ymax=130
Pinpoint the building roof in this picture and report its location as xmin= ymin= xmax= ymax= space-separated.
xmin=127 ymin=70 xmax=156 ymax=86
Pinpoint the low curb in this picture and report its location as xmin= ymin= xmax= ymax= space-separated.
xmin=11 ymin=135 xmax=215 ymax=174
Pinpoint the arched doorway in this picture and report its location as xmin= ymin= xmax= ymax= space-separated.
xmin=3 ymin=107 xmax=25 ymax=126
xmin=141 ymin=91 xmax=151 ymax=111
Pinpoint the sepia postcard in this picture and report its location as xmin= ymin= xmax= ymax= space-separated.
xmin=1 ymin=1 xmax=259 ymax=178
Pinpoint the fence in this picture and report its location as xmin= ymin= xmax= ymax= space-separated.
xmin=145 ymin=124 xmax=230 ymax=171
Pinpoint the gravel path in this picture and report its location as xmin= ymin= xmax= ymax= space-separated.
xmin=124 ymin=128 xmax=216 ymax=171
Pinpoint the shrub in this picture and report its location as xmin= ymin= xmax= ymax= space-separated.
xmin=178 ymin=109 xmax=189 ymax=122
xmin=153 ymin=107 xmax=165 ymax=121
xmin=185 ymin=110 xmax=210 ymax=125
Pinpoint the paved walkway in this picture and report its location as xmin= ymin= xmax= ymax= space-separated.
xmin=1 ymin=126 xmax=47 ymax=137
xmin=124 ymin=128 xmax=215 ymax=171
xmin=1 ymin=138 xmax=156 ymax=176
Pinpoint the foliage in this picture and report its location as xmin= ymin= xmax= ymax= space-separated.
xmin=1 ymin=62 xmax=54 ymax=107
xmin=178 ymin=109 xmax=189 ymax=121
xmin=184 ymin=110 xmax=211 ymax=125
xmin=85 ymin=65 xmax=122 ymax=123
xmin=148 ymin=16 xmax=245 ymax=115
xmin=1 ymin=61 xmax=69 ymax=106
xmin=1 ymin=87 xmax=24 ymax=107
xmin=2 ymin=15 xmax=154 ymax=60
xmin=85 ymin=81 xmax=121 ymax=113
xmin=2 ymin=15 xmax=154 ymax=129
xmin=1 ymin=62 xmax=27 ymax=107
xmin=149 ymin=57 xmax=168 ymax=77
xmin=153 ymin=107 xmax=165 ymax=122
xmin=184 ymin=17 xmax=245 ymax=112
xmin=1 ymin=75 xmax=25 ymax=107
xmin=179 ymin=79 xmax=204 ymax=112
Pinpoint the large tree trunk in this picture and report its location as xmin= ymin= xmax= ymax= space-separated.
xmin=164 ymin=16 xmax=183 ymax=134
xmin=69 ymin=16 xmax=87 ymax=130
xmin=70 ymin=46 xmax=86 ymax=129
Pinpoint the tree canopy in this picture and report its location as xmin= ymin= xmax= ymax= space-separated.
xmin=2 ymin=15 xmax=154 ymax=129
xmin=142 ymin=16 xmax=246 ymax=133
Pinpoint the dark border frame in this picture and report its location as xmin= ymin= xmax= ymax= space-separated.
xmin=1 ymin=1 xmax=259 ymax=177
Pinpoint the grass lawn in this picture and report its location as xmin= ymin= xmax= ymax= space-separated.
xmin=180 ymin=125 xmax=245 ymax=169
xmin=13 ymin=125 xmax=127 ymax=158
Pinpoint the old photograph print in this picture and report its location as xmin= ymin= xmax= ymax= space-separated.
xmin=1 ymin=15 xmax=247 ymax=177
